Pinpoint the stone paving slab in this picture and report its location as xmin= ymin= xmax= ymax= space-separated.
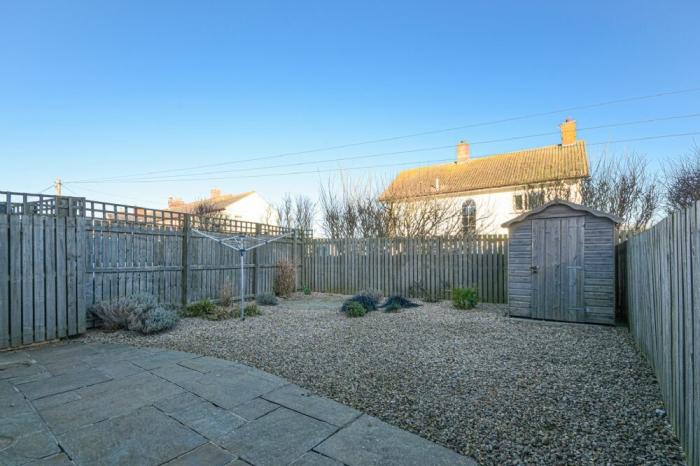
xmin=0 ymin=342 xmax=476 ymax=466
xmin=0 ymin=429 xmax=61 ymax=466
xmin=263 ymin=384 xmax=361 ymax=427
xmin=314 ymin=414 xmax=477 ymax=466
xmin=231 ymin=397 xmax=279 ymax=421
xmin=289 ymin=451 xmax=344 ymax=466
xmin=57 ymin=406 xmax=206 ymax=466
xmin=163 ymin=442 xmax=235 ymax=466
xmin=217 ymin=407 xmax=337 ymax=466
xmin=155 ymin=392 xmax=247 ymax=440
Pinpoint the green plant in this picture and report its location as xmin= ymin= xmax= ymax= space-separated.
xmin=273 ymin=260 xmax=296 ymax=297
xmin=302 ymin=284 xmax=311 ymax=295
xmin=380 ymin=295 xmax=420 ymax=309
xmin=256 ymin=293 xmax=278 ymax=306
xmin=343 ymin=301 xmax=367 ymax=317
xmin=451 ymin=287 xmax=478 ymax=310
xmin=182 ymin=299 xmax=216 ymax=317
xmin=89 ymin=294 xmax=178 ymax=334
xmin=244 ymin=303 xmax=261 ymax=317
xmin=383 ymin=302 xmax=401 ymax=313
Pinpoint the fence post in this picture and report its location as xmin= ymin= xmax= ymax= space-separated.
xmin=253 ymin=223 xmax=261 ymax=296
xmin=180 ymin=214 xmax=191 ymax=307
xmin=292 ymin=230 xmax=298 ymax=290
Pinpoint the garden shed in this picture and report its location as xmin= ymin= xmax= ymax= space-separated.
xmin=502 ymin=200 xmax=621 ymax=325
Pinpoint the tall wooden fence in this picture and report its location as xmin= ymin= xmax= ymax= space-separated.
xmin=1 ymin=191 xmax=304 ymax=349
xmin=0 ymin=214 xmax=86 ymax=348
xmin=622 ymin=200 xmax=699 ymax=465
xmin=303 ymin=236 xmax=508 ymax=303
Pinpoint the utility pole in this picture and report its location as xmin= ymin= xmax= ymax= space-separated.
xmin=54 ymin=178 xmax=62 ymax=196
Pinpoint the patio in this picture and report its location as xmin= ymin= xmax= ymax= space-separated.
xmin=0 ymin=342 xmax=475 ymax=466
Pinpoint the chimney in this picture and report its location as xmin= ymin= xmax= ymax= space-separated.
xmin=456 ymin=140 xmax=470 ymax=163
xmin=167 ymin=196 xmax=184 ymax=208
xmin=210 ymin=188 xmax=221 ymax=199
xmin=560 ymin=118 xmax=576 ymax=146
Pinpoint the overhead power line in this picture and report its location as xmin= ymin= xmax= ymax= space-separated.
xmin=64 ymin=86 xmax=700 ymax=184
xmin=63 ymin=130 xmax=700 ymax=185
xmin=67 ymin=112 xmax=700 ymax=184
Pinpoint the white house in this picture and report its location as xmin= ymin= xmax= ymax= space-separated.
xmin=166 ymin=189 xmax=276 ymax=225
xmin=380 ymin=119 xmax=590 ymax=234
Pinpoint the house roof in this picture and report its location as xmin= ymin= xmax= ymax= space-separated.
xmin=380 ymin=140 xmax=589 ymax=201
xmin=501 ymin=200 xmax=622 ymax=227
xmin=167 ymin=191 xmax=255 ymax=213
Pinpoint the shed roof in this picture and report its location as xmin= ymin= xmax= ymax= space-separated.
xmin=501 ymin=200 xmax=622 ymax=227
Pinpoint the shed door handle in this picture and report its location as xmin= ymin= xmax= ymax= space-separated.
xmin=530 ymin=266 xmax=538 ymax=273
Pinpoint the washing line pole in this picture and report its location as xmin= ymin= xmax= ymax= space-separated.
xmin=191 ymin=228 xmax=294 ymax=320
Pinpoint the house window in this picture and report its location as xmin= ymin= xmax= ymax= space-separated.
xmin=527 ymin=191 xmax=545 ymax=209
xmin=513 ymin=192 xmax=545 ymax=211
xmin=462 ymin=199 xmax=476 ymax=233
xmin=513 ymin=194 xmax=524 ymax=211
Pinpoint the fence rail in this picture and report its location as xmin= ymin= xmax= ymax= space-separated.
xmin=621 ymin=200 xmax=699 ymax=466
xmin=303 ymin=236 xmax=508 ymax=303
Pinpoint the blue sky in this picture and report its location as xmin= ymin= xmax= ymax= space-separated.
xmin=1 ymin=0 xmax=699 ymax=208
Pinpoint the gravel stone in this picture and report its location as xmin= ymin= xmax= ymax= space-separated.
xmin=81 ymin=294 xmax=685 ymax=465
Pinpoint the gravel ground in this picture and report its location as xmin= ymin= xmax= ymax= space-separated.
xmin=81 ymin=294 xmax=685 ymax=465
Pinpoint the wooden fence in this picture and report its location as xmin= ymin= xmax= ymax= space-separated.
xmin=0 ymin=214 xmax=85 ymax=348
xmin=0 ymin=191 xmax=304 ymax=349
xmin=302 ymin=236 xmax=508 ymax=303
xmin=84 ymin=220 xmax=302 ymax=320
xmin=622 ymin=200 xmax=699 ymax=466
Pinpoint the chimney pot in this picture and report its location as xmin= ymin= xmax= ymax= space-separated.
xmin=560 ymin=119 xmax=577 ymax=146
xmin=210 ymin=188 xmax=221 ymax=199
xmin=456 ymin=140 xmax=470 ymax=163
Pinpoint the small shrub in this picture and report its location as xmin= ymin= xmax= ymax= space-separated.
xmin=182 ymin=299 xmax=216 ymax=317
xmin=452 ymin=287 xmax=478 ymax=310
xmin=204 ymin=307 xmax=234 ymax=321
xmin=346 ymin=294 xmax=378 ymax=311
xmin=219 ymin=282 xmax=233 ymax=307
xmin=89 ymin=294 xmax=178 ymax=334
xmin=273 ymin=260 xmax=296 ymax=297
xmin=380 ymin=295 xmax=420 ymax=309
xmin=244 ymin=303 xmax=261 ymax=317
xmin=343 ymin=301 xmax=367 ymax=318
xmin=358 ymin=288 xmax=382 ymax=304
xmin=256 ymin=293 xmax=278 ymax=306
xmin=141 ymin=307 xmax=180 ymax=334
xmin=302 ymin=284 xmax=311 ymax=295
xmin=384 ymin=302 xmax=401 ymax=313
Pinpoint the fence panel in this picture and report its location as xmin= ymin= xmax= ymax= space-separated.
xmin=0 ymin=214 xmax=84 ymax=349
xmin=302 ymin=236 xmax=508 ymax=303
xmin=622 ymin=200 xmax=699 ymax=466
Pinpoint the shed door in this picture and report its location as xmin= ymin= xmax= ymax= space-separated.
xmin=531 ymin=216 xmax=585 ymax=322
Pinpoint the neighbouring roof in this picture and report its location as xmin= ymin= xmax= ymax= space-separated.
xmin=381 ymin=140 xmax=589 ymax=200
xmin=167 ymin=191 xmax=255 ymax=213
xmin=501 ymin=200 xmax=622 ymax=227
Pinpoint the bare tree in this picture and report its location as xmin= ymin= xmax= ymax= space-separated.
xmin=664 ymin=145 xmax=700 ymax=212
xmin=525 ymin=152 xmax=661 ymax=231
xmin=318 ymin=175 xmax=487 ymax=238
xmin=274 ymin=193 xmax=316 ymax=233
xmin=188 ymin=199 xmax=228 ymax=231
